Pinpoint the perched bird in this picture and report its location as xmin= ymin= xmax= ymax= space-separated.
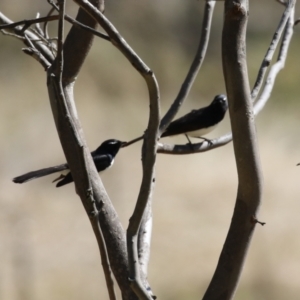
xmin=125 ymin=94 xmax=228 ymax=146
xmin=13 ymin=139 xmax=125 ymax=187
xmin=161 ymin=94 xmax=227 ymax=139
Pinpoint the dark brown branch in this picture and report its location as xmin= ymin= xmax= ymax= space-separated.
xmin=159 ymin=0 xmax=216 ymax=135
xmin=203 ymin=0 xmax=263 ymax=299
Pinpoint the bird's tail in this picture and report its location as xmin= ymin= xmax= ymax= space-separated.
xmin=13 ymin=164 xmax=68 ymax=184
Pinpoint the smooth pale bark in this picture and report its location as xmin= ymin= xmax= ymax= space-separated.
xmin=203 ymin=1 xmax=263 ymax=299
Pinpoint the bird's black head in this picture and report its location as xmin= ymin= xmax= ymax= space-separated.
xmin=95 ymin=139 xmax=125 ymax=156
xmin=211 ymin=94 xmax=228 ymax=112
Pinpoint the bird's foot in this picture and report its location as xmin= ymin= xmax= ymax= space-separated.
xmin=184 ymin=134 xmax=195 ymax=151
xmin=196 ymin=136 xmax=213 ymax=146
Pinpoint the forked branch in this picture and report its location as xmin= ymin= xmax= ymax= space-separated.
xmin=156 ymin=0 xmax=295 ymax=155
xmin=159 ymin=0 xmax=216 ymax=134
xmin=72 ymin=1 xmax=160 ymax=298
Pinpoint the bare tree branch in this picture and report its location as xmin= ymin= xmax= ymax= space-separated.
xmin=254 ymin=7 xmax=295 ymax=116
xmin=0 ymin=15 xmax=58 ymax=31
xmin=157 ymin=133 xmax=232 ymax=154
xmin=96 ymin=221 xmax=117 ymax=300
xmin=2 ymin=1 xmax=297 ymax=299
xmin=0 ymin=13 xmax=110 ymax=41
xmin=46 ymin=5 xmax=116 ymax=300
xmin=203 ymin=0 xmax=263 ymax=298
xmin=152 ymin=0 xmax=296 ymax=156
xmin=43 ymin=8 xmax=55 ymax=39
xmin=126 ymin=73 xmax=159 ymax=300
xmin=124 ymin=0 xmax=216 ymax=148
xmin=45 ymin=1 xmax=135 ymax=299
xmin=251 ymin=0 xmax=295 ymax=100
xmin=137 ymin=201 xmax=153 ymax=276
xmin=72 ymin=0 xmax=153 ymax=75
xmin=159 ymin=0 xmax=216 ymax=135
xmin=22 ymin=47 xmax=51 ymax=70
xmin=0 ymin=13 xmax=55 ymax=64
xmin=72 ymin=1 xmax=160 ymax=298
xmin=48 ymin=0 xmax=110 ymax=41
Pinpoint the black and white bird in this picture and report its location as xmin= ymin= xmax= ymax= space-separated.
xmin=13 ymin=139 xmax=125 ymax=187
xmin=161 ymin=94 xmax=228 ymax=139
xmin=125 ymin=94 xmax=228 ymax=146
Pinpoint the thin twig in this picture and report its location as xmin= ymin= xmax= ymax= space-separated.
xmin=157 ymin=133 xmax=232 ymax=154
xmin=0 ymin=10 xmax=110 ymax=42
xmin=1 ymin=30 xmax=25 ymax=40
xmin=159 ymin=0 xmax=216 ymax=135
xmin=56 ymin=0 xmax=65 ymax=80
xmin=0 ymin=15 xmax=58 ymax=30
xmin=48 ymin=0 xmax=110 ymax=41
xmin=30 ymin=28 xmax=57 ymax=57
xmin=73 ymin=0 xmax=153 ymax=74
xmin=22 ymin=48 xmax=51 ymax=70
xmin=34 ymin=13 xmax=45 ymax=37
xmin=254 ymin=7 xmax=295 ymax=115
xmin=44 ymin=7 xmax=56 ymax=39
xmin=0 ymin=12 xmax=55 ymax=64
xmin=251 ymin=0 xmax=295 ymax=100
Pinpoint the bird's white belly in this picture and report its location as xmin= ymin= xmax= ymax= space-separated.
xmin=186 ymin=124 xmax=217 ymax=137
xmin=108 ymin=157 xmax=114 ymax=168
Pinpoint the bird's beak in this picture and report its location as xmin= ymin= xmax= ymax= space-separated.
xmin=120 ymin=141 xmax=128 ymax=148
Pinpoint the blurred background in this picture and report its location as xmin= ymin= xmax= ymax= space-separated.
xmin=1 ymin=1 xmax=300 ymax=299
